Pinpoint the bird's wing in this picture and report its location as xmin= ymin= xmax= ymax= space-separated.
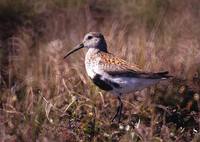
xmin=98 ymin=52 xmax=170 ymax=79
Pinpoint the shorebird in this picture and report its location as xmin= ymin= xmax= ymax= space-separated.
xmin=64 ymin=32 xmax=171 ymax=122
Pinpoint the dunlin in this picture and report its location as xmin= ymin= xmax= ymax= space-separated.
xmin=64 ymin=32 xmax=171 ymax=122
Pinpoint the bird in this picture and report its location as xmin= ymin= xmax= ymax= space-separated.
xmin=64 ymin=32 xmax=171 ymax=122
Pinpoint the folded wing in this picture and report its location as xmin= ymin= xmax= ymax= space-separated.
xmin=98 ymin=52 xmax=171 ymax=79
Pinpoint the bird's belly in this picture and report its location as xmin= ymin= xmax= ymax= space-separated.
xmin=111 ymin=77 xmax=160 ymax=94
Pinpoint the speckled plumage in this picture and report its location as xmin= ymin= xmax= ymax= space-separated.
xmin=64 ymin=32 xmax=171 ymax=122
xmin=82 ymin=33 xmax=170 ymax=94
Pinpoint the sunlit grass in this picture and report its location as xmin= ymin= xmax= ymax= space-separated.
xmin=0 ymin=0 xmax=200 ymax=141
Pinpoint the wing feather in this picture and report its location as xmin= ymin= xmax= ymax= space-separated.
xmin=98 ymin=52 xmax=141 ymax=72
xmin=97 ymin=52 xmax=171 ymax=79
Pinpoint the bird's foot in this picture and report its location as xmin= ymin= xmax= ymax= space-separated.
xmin=111 ymin=96 xmax=123 ymax=123
xmin=111 ymin=105 xmax=122 ymax=123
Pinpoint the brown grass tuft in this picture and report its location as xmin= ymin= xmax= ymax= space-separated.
xmin=0 ymin=0 xmax=200 ymax=141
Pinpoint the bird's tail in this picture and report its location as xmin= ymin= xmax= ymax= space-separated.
xmin=154 ymin=71 xmax=173 ymax=79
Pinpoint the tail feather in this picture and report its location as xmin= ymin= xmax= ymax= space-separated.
xmin=154 ymin=71 xmax=173 ymax=79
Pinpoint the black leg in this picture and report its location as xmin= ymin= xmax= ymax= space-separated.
xmin=112 ymin=95 xmax=123 ymax=122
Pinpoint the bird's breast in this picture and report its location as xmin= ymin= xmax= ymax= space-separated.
xmin=85 ymin=62 xmax=96 ymax=78
xmin=85 ymin=53 xmax=100 ymax=79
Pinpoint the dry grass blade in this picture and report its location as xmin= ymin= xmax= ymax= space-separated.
xmin=0 ymin=0 xmax=199 ymax=141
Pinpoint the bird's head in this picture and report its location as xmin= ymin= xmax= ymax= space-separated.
xmin=64 ymin=32 xmax=107 ymax=59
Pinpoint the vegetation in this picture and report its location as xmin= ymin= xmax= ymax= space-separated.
xmin=0 ymin=0 xmax=199 ymax=141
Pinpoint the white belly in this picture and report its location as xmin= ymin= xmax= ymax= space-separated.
xmin=110 ymin=77 xmax=160 ymax=94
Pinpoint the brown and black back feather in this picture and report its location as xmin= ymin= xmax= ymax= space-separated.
xmin=97 ymin=52 xmax=172 ymax=79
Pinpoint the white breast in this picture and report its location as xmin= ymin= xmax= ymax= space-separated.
xmin=85 ymin=54 xmax=101 ymax=78
xmin=85 ymin=61 xmax=96 ymax=78
xmin=85 ymin=48 xmax=104 ymax=79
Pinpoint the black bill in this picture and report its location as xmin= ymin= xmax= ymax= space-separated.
xmin=64 ymin=43 xmax=84 ymax=59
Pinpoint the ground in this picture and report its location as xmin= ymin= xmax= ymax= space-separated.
xmin=0 ymin=0 xmax=200 ymax=141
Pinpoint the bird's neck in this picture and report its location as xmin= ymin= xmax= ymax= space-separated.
xmin=87 ymin=48 xmax=100 ymax=54
xmin=98 ymin=40 xmax=108 ymax=52
xmin=85 ymin=48 xmax=103 ymax=65
xmin=86 ymin=48 xmax=107 ymax=56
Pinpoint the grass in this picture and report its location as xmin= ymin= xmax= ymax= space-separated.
xmin=0 ymin=0 xmax=200 ymax=141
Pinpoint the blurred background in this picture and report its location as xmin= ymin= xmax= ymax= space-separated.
xmin=0 ymin=0 xmax=199 ymax=141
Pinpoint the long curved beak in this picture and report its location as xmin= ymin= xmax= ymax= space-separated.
xmin=64 ymin=43 xmax=84 ymax=59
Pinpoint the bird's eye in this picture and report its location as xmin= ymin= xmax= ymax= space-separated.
xmin=87 ymin=36 xmax=93 ymax=40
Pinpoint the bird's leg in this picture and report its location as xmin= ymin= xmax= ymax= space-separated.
xmin=112 ymin=95 xmax=123 ymax=122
